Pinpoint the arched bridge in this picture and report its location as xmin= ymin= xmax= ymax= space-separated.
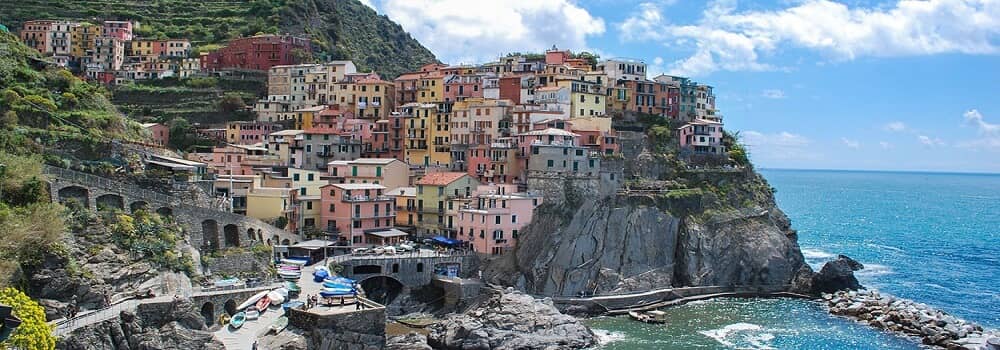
xmin=332 ymin=250 xmax=477 ymax=288
xmin=44 ymin=165 xmax=300 ymax=252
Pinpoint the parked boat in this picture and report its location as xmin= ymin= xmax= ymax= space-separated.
xmin=628 ymin=310 xmax=668 ymax=324
xmin=278 ymin=270 xmax=301 ymax=280
xmin=213 ymin=278 xmax=241 ymax=287
xmin=285 ymin=281 xmax=301 ymax=293
xmin=270 ymin=316 xmax=289 ymax=334
xmin=324 ymin=276 xmax=356 ymax=285
xmin=237 ymin=291 xmax=269 ymax=311
xmin=282 ymin=301 xmax=304 ymax=312
xmin=281 ymin=257 xmax=309 ymax=266
xmin=256 ymin=296 xmax=270 ymax=311
xmin=229 ymin=312 xmax=246 ymax=329
xmin=322 ymin=281 xmax=353 ymax=289
xmin=267 ymin=290 xmax=286 ymax=304
xmin=320 ymin=287 xmax=355 ymax=298
xmin=278 ymin=265 xmax=301 ymax=271
xmin=245 ymin=307 xmax=259 ymax=320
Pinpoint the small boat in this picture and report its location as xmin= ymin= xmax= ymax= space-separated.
xmin=270 ymin=316 xmax=289 ymax=334
xmin=281 ymin=258 xmax=307 ymax=266
xmin=322 ymin=280 xmax=353 ymax=289
xmin=313 ymin=269 xmax=330 ymax=282
xmin=277 ymin=270 xmax=301 ymax=279
xmin=256 ymin=296 xmax=270 ymax=311
xmin=320 ymin=287 xmax=355 ymax=298
xmin=628 ymin=310 xmax=668 ymax=324
xmin=314 ymin=265 xmax=328 ymax=272
xmin=245 ymin=307 xmax=259 ymax=320
xmin=396 ymin=317 xmax=438 ymax=328
xmin=285 ymin=281 xmax=301 ymax=293
xmin=273 ymin=287 xmax=289 ymax=298
xmin=278 ymin=265 xmax=301 ymax=271
xmin=267 ymin=290 xmax=286 ymax=304
xmin=213 ymin=278 xmax=241 ymax=287
xmin=324 ymin=276 xmax=356 ymax=285
xmin=237 ymin=291 xmax=269 ymax=311
xmin=229 ymin=312 xmax=246 ymax=329
xmin=282 ymin=301 xmax=305 ymax=312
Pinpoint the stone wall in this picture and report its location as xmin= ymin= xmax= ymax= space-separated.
xmin=340 ymin=254 xmax=477 ymax=288
xmin=288 ymin=302 xmax=386 ymax=350
xmin=204 ymin=249 xmax=272 ymax=278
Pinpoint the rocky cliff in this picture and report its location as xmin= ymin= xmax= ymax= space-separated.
xmin=59 ymin=299 xmax=224 ymax=350
xmin=485 ymin=130 xmax=813 ymax=297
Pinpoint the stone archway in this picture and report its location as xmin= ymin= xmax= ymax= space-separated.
xmin=257 ymin=229 xmax=263 ymax=241
xmin=247 ymin=228 xmax=256 ymax=242
xmin=359 ymin=275 xmax=405 ymax=305
xmin=130 ymin=201 xmax=149 ymax=213
xmin=223 ymin=299 xmax=237 ymax=316
xmin=156 ymin=207 xmax=173 ymax=217
xmin=200 ymin=302 xmax=214 ymax=327
xmin=281 ymin=239 xmax=290 ymax=245
xmin=57 ymin=186 xmax=89 ymax=207
xmin=202 ymin=220 xmax=220 ymax=251
xmin=95 ymin=193 xmax=124 ymax=211
xmin=223 ymin=224 xmax=239 ymax=247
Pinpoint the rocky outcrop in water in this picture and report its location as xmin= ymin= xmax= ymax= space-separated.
xmin=427 ymin=289 xmax=596 ymax=349
xmin=387 ymin=332 xmax=432 ymax=350
xmin=825 ymin=290 xmax=1000 ymax=349
xmin=810 ymin=255 xmax=864 ymax=294
xmin=59 ymin=298 xmax=224 ymax=350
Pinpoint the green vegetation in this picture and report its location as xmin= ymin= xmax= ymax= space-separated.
xmin=0 ymin=287 xmax=55 ymax=350
xmin=0 ymin=0 xmax=437 ymax=78
xmin=0 ymin=153 xmax=67 ymax=288
xmin=723 ymin=131 xmax=750 ymax=167
xmin=107 ymin=210 xmax=195 ymax=274
xmin=0 ymin=32 xmax=140 ymax=157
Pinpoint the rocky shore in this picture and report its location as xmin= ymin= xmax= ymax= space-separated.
xmin=825 ymin=290 xmax=1000 ymax=350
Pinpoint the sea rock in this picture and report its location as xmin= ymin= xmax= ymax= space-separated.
xmin=811 ymin=255 xmax=864 ymax=294
xmin=386 ymin=332 xmax=432 ymax=350
xmin=58 ymin=297 xmax=223 ymax=350
xmin=257 ymin=327 xmax=309 ymax=350
xmin=428 ymin=290 xmax=596 ymax=349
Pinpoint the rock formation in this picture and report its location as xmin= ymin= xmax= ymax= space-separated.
xmin=427 ymin=289 xmax=597 ymax=349
xmin=59 ymin=298 xmax=224 ymax=350
xmin=810 ymin=254 xmax=865 ymax=294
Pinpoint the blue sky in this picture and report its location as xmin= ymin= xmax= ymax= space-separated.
xmin=360 ymin=0 xmax=1000 ymax=173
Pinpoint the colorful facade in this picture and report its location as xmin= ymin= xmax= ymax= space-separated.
xmin=200 ymin=34 xmax=311 ymax=71
xmin=320 ymin=183 xmax=395 ymax=244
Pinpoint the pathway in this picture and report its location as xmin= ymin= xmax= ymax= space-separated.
xmin=51 ymin=296 xmax=173 ymax=336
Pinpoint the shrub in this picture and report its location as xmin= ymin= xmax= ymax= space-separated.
xmin=0 ymin=287 xmax=55 ymax=350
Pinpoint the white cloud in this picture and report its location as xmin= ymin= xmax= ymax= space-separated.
xmin=741 ymin=130 xmax=819 ymax=161
xmin=959 ymin=109 xmax=1000 ymax=151
xmin=879 ymin=141 xmax=893 ymax=149
xmin=358 ymin=0 xmax=375 ymax=9
xmin=761 ymin=89 xmax=786 ymax=99
xmin=884 ymin=121 xmax=908 ymax=132
xmin=918 ymin=135 xmax=946 ymax=147
xmin=841 ymin=138 xmax=861 ymax=149
xmin=380 ymin=0 xmax=606 ymax=64
xmin=619 ymin=0 xmax=1000 ymax=76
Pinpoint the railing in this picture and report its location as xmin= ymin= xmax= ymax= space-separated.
xmin=343 ymin=195 xmax=393 ymax=202
xmin=44 ymin=165 xmax=175 ymax=204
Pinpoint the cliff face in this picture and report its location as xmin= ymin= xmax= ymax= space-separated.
xmin=484 ymin=131 xmax=812 ymax=297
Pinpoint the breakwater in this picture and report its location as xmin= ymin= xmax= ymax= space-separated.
xmin=824 ymin=290 xmax=1000 ymax=349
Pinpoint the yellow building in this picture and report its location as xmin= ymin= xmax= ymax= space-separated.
xmin=386 ymin=187 xmax=417 ymax=228
xmin=265 ymin=129 xmax=303 ymax=164
xmin=414 ymin=172 xmax=480 ymax=236
xmin=355 ymin=79 xmax=395 ymax=120
xmin=450 ymin=98 xmax=512 ymax=146
xmin=416 ymin=75 xmax=444 ymax=104
xmin=129 ymin=39 xmax=158 ymax=60
xmin=558 ymin=78 xmax=606 ymax=118
xmin=70 ymin=23 xmax=99 ymax=58
xmin=246 ymin=187 xmax=292 ymax=222
xmin=294 ymin=105 xmax=326 ymax=130
xmin=403 ymin=103 xmax=433 ymax=166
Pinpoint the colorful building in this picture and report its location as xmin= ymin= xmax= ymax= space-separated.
xmin=414 ymin=172 xmax=480 ymax=237
xmin=226 ymin=121 xmax=280 ymax=145
xmin=101 ymin=21 xmax=133 ymax=41
xmin=457 ymin=184 xmax=541 ymax=255
xmin=327 ymin=158 xmax=409 ymax=190
xmin=678 ymin=119 xmax=725 ymax=155
xmin=141 ymin=122 xmax=170 ymax=146
xmin=200 ymin=34 xmax=311 ymax=71
xmin=319 ymin=183 xmax=395 ymax=244
xmin=386 ymin=186 xmax=417 ymax=229
xmin=20 ymin=20 xmax=52 ymax=53
xmin=70 ymin=23 xmax=99 ymax=58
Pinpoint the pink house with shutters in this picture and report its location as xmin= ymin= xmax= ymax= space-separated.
xmin=320 ymin=183 xmax=396 ymax=245
xmin=456 ymin=184 xmax=542 ymax=255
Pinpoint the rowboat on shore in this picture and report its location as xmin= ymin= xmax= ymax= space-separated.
xmin=256 ymin=296 xmax=270 ymax=311
xmin=278 ymin=264 xmax=301 ymax=271
xmin=245 ymin=307 xmax=259 ymax=320
xmin=267 ymin=290 xmax=286 ymax=304
xmin=213 ymin=278 xmax=241 ymax=287
xmin=278 ymin=270 xmax=301 ymax=280
xmin=229 ymin=312 xmax=246 ymax=329
xmin=628 ymin=310 xmax=667 ymax=324
xmin=237 ymin=291 xmax=269 ymax=311
xmin=281 ymin=258 xmax=307 ymax=266
xmin=271 ymin=316 xmax=289 ymax=334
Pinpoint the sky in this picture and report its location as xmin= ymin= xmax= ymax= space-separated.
xmin=358 ymin=0 xmax=1000 ymax=173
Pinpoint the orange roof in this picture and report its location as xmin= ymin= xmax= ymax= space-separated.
xmin=415 ymin=172 xmax=467 ymax=186
xmin=395 ymin=72 xmax=423 ymax=81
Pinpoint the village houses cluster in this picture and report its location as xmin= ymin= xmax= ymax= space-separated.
xmin=16 ymin=23 xmax=726 ymax=255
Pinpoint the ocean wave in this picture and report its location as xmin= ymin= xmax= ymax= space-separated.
xmin=865 ymin=243 xmax=905 ymax=253
xmin=698 ymin=323 xmax=776 ymax=349
xmin=855 ymin=263 xmax=893 ymax=277
xmin=590 ymin=329 xmax=626 ymax=345
xmin=802 ymin=248 xmax=836 ymax=260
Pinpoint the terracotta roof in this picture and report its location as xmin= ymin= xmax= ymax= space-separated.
xmin=416 ymin=172 xmax=467 ymax=186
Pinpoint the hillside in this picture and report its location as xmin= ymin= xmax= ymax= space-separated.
xmin=0 ymin=31 xmax=141 ymax=158
xmin=0 ymin=0 xmax=437 ymax=78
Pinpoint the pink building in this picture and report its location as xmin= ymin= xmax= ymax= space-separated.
xmin=101 ymin=20 xmax=133 ymax=41
xmin=141 ymin=122 xmax=170 ymax=146
xmin=443 ymin=75 xmax=483 ymax=103
xmin=457 ymin=184 xmax=542 ymax=255
xmin=320 ymin=183 xmax=396 ymax=245
xmin=226 ymin=121 xmax=280 ymax=145
xmin=677 ymin=119 xmax=725 ymax=154
xmin=200 ymin=34 xmax=311 ymax=71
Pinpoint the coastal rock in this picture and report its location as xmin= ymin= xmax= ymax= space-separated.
xmin=386 ymin=332 xmax=432 ymax=350
xmin=257 ymin=327 xmax=309 ymax=350
xmin=811 ymin=255 xmax=864 ymax=294
xmin=428 ymin=290 xmax=596 ymax=349
xmin=58 ymin=298 xmax=223 ymax=350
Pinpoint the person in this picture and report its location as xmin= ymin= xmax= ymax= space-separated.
xmin=252 ymin=341 xmax=258 ymax=350
xmin=340 ymin=296 xmax=344 ymax=306
xmin=355 ymin=300 xmax=361 ymax=310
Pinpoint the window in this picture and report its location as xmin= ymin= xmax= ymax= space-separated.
xmin=512 ymin=229 xmax=519 ymax=239
xmin=307 ymin=173 xmax=314 ymax=181
xmin=495 ymin=215 xmax=501 ymax=224
xmin=547 ymin=159 xmax=554 ymax=167
xmin=329 ymin=204 xmax=335 ymax=212
xmin=306 ymin=201 xmax=313 ymax=210
xmin=353 ymin=220 xmax=361 ymax=228
xmin=416 ymin=263 xmax=424 ymax=272
xmin=512 ymin=215 xmax=518 ymax=223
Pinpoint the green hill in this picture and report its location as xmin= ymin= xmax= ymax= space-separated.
xmin=0 ymin=31 xmax=141 ymax=157
xmin=0 ymin=0 xmax=437 ymax=78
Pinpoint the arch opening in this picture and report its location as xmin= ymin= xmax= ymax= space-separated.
xmin=223 ymin=299 xmax=237 ymax=316
xmin=201 ymin=220 xmax=220 ymax=252
xmin=155 ymin=207 xmax=173 ymax=217
xmin=223 ymin=224 xmax=239 ymax=247
xmin=359 ymin=276 xmax=404 ymax=305
xmin=247 ymin=228 xmax=255 ymax=242
xmin=200 ymin=302 xmax=214 ymax=327
xmin=130 ymin=201 xmax=149 ymax=213
xmin=95 ymin=193 xmax=124 ymax=211
xmin=57 ymin=186 xmax=89 ymax=207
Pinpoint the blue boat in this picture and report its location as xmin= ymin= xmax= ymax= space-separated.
xmin=324 ymin=276 xmax=356 ymax=285
xmin=281 ymin=300 xmax=305 ymax=312
xmin=319 ymin=289 xmax=355 ymax=297
xmin=213 ymin=278 xmax=241 ymax=287
xmin=322 ymin=281 xmax=353 ymax=289
xmin=312 ymin=269 xmax=329 ymax=282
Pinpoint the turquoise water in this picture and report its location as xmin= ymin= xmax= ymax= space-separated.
xmin=589 ymin=169 xmax=999 ymax=349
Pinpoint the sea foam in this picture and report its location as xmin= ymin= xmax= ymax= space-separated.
xmin=699 ymin=322 xmax=776 ymax=349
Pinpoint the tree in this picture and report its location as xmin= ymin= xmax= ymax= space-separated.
xmin=0 ymin=288 xmax=55 ymax=350
xmin=219 ymin=93 xmax=245 ymax=114
xmin=273 ymin=216 xmax=288 ymax=229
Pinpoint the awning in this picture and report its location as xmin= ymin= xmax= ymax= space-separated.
xmin=431 ymin=236 xmax=459 ymax=246
xmin=365 ymin=229 xmax=409 ymax=238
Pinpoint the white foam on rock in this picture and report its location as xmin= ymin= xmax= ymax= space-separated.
xmin=699 ymin=322 xmax=776 ymax=349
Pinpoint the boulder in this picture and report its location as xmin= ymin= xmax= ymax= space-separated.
xmin=811 ymin=255 xmax=864 ymax=294
xmin=386 ymin=332 xmax=432 ymax=350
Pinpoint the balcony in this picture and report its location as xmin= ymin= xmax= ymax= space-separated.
xmin=342 ymin=194 xmax=393 ymax=202
xmin=395 ymin=205 xmax=417 ymax=211
xmin=316 ymin=150 xmax=337 ymax=158
xmin=351 ymin=212 xmax=395 ymax=219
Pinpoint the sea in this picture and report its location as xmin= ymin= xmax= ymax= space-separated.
xmin=587 ymin=169 xmax=1000 ymax=349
